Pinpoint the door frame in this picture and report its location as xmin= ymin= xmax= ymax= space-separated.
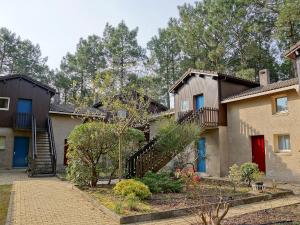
xmin=13 ymin=136 xmax=29 ymax=168
xmin=251 ymin=135 xmax=266 ymax=173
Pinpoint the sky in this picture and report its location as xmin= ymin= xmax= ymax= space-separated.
xmin=0 ymin=0 xmax=195 ymax=70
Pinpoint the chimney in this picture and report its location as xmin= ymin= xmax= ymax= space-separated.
xmin=259 ymin=69 xmax=270 ymax=86
xmin=285 ymin=41 xmax=300 ymax=87
xmin=53 ymin=92 xmax=61 ymax=105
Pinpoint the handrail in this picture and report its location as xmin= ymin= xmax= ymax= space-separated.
xmin=47 ymin=117 xmax=57 ymax=174
xmin=31 ymin=115 xmax=37 ymax=159
xmin=126 ymin=107 xmax=219 ymax=178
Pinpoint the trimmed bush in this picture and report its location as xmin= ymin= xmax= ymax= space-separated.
xmin=240 ymin=162 xmax=261 ymax=186
xmin=140 ymin=171 xmax=183 ymax=193
xmin=113 ymin=179 xmax=151 ymax=200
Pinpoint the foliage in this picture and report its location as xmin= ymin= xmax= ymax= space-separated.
xmin=0 ymin=27 xmax=51 ymax=81
xmin=240 ymin=162 xmax=262 ymax=186
xmin=125 ymin=193 xmax=140 ymax=211
xmin=228 ymin=164 xmax=242 ymax=192
xmin=66 ymin=122 xmax=118 ymax=187
xmin=139 ymin=171 xmax=183 ymax=193
xmin=99 ymin=82 xmax=150 ymax=179
xmin=175 ymin=166 xmax=201 ymax=191
xmin=113 ymin=179 xmax=151 ymax=200
xmin=103 ymin=20 xmax=146 ymax=89
xmin=155 ymin=119 xmax=200 ymax=155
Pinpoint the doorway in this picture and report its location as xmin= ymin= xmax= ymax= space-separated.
xmin=13 ymin=136 xmax=29 ymax=167
xmin=251 ymin=135 xmax=266 ymax=172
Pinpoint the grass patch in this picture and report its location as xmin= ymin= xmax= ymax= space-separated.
xmin=85 ymin=187 xmax=153 ymax=215
xmin=0 ymin=185 xmax=12 ymax=225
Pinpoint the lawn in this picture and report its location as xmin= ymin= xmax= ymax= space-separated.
xmin=0 ymin=185 xmax=12 ymax=225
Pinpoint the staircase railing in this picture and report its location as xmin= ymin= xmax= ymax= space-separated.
xmin=28 ymin=115 xmax=37 ymax=176
xmin=126 ymin=107 xmax=219 ymax=178
xmin=47 ymin=117 xmax=57 ymax=174
xmin=32 ymin=115 xmax=37 ymax=159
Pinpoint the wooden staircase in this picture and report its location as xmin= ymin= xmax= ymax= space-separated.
xmin=126 ymin=107 xmax=219 ymax=178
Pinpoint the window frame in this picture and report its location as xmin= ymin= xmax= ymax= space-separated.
xmin=275 ymin=96 xmax=288 ymax=113
xmin=0 ymin=97 xmax=10 ymax=111
xmin=277 ymin=134 xmax=291 ymax=152
xmin=0 ymin=136 xmax=6 ymax=150
xmin=180 ymin=100 xmax=189 ymax=112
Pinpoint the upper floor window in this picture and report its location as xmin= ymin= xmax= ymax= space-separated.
xmin=0 ymin=97 xmax=10 ymax=111
xmin=180 ymin=100 xmax=189 ymax=112
xmin=0 ymin=136 xmax=6 ymax=150
xmin=275 ymin=96 xmax=288 ymax=113
xmin=278 ymin=134 xmax=291 ymax=152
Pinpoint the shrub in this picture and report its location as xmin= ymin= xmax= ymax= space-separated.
xmin=67 ymin=122 xmax=118 ymax=187
xmin=240 ymin=162 xmax=261 ymax=186
xmin=113 ymin=179 xmax=151 ymax=200
xmin=228 ymin=164 xmax=242 ymax=192
xmin=140 ymin=171 xmax=183 ymax=193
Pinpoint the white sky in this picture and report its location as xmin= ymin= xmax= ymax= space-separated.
xmin=0 ymin=0 xmax=195 ymax=70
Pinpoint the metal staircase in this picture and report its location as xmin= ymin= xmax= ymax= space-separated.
xmin=28 ymin=117 xmax=56 ymax=176
xmin=126 ymin=107 xmax=219 ymax=178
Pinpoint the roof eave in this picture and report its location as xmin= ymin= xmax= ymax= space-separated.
xmin=221 ymin=85 xmax=299 ymax=104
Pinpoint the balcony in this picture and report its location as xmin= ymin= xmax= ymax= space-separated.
xmin=177 ymin=107 xmax=219 ymax=128
xmin=14 ymin=112 xmax=32 ymax=130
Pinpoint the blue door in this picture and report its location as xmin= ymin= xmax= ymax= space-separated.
xmin=13 ymin=137 xmax=29 ymax=167
xmin=17 ymin=99 xmax=32 ymax=113
xmin=195 ymin=95 xmax=204 ymax=111
xmin=197 ymin=138 xmax=206 ymax=172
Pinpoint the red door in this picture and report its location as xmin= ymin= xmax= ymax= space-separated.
xmin=251 ymin=135 xmax=266 ymax=172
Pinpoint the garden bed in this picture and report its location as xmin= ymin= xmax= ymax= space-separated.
xmin=222 ymin=203 xmax=300 ymax=225
xmin=82 ymin=180 xmax=292 ymax=224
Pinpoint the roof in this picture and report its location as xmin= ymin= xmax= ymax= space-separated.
xmin=93 ymin=91 xmax=168 ymax=112
xmin=49 ymin=103 xmax=104 ymax=117
xmin=285 ymin=41 xmax=300 ymax=60
xmin=0 ymin=74 xmax=56 ymax=95
xmin=222 ymin=78 xmax=299 ymax=103
xmin=169 ymin=69 xmax=259 ymax=93
xmin=149 ymin=109 xmax=175 ymax=121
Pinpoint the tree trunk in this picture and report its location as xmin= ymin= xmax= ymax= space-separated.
xmin=108 ymin=166 xmax=117 ymax=185
xmin=118 ymin=136 xmax=122 ymax=181
xmin=91 ymin=165 xmax=98 ymax=187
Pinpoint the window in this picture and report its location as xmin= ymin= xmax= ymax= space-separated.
xmin=0 ymin=136 xmax=6 ymax=150
xmin=180 ymin=100 xmax=189 ymax=112
xmin=0 ymin=97 xmax=10 ymax=110
xmin=275 ymin=97 xmax=288 ymax=113
xmin=278 ymin=135 xmax=291 ymax=151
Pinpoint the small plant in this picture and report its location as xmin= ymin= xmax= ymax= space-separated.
xmin=139 ymin=171 xmax=183 ymax=193
xmin=113 ymin=179 xmax=151 ymax=200
xmin=125 ymin=193 xmax=140 ymax=211
xmin=240 ymin=162 xmax=261 ymax=186
xmin=114 ymin=201 xmax=124 ymax=214
xmin=228 ymin=164 xmax=242 ymax=192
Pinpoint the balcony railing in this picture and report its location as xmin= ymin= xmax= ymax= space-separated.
xmin=178 ymin=107 xmax=219 ymax=128
xmin=14 ymin=112 xmax=32 ymax=129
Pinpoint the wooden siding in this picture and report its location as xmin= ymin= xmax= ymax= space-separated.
xmin=174 ymin=75 xmax=219 ymax=118
xmin=0 ymin=78 xmax=52 ymax=128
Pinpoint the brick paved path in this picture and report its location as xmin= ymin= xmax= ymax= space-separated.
xmin=6 ymin=178 xmax=116 ymax=225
